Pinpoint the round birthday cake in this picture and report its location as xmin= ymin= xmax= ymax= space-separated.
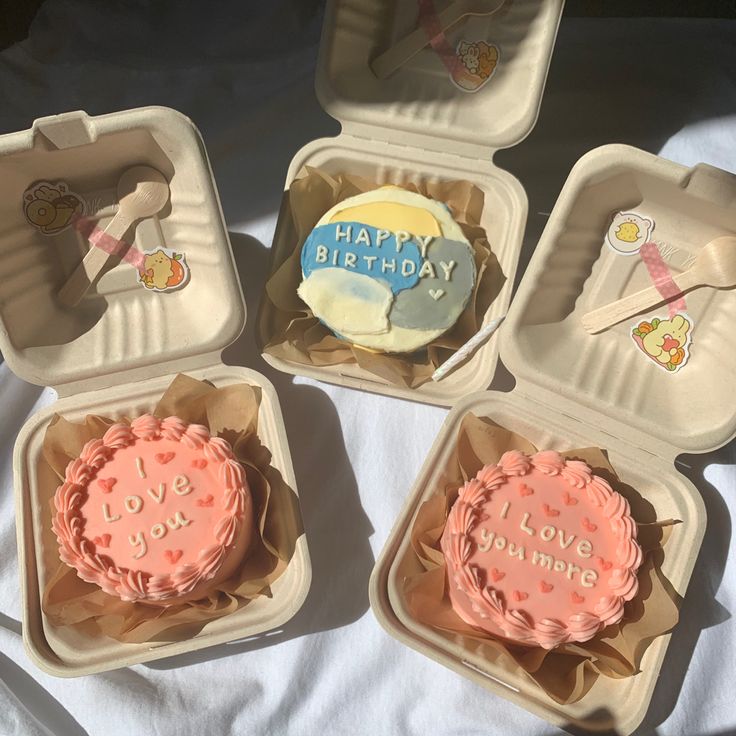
xmin=297 ymin=186 xmax=476 ymax=353
xmin=52 ymin=414 xmax=253 ymax=604
xmin=441 ymin=450 xmax=642 ymax=649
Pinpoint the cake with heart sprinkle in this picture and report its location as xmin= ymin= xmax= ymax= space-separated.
xmin=52 ymin=414 xmax=253 ymax=604
xmin=440 ymin=450 xmax=642 ymax=649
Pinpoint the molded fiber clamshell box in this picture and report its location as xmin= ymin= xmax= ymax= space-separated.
xmin=370 ymin=145 xmax=736 ymax=733
xmin=1 ymin=106 xmax=311 ymax=676
xmin=257 ymin=0 xmax=566 ymax=406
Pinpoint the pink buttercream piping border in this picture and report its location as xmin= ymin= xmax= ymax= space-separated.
xmin=52 ymin=414 xmax=249 ymax=603
xmin=443 ymin=450 xmax=643 ymax=649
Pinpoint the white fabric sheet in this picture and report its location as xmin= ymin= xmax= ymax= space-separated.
xmin=0 ymin=3 xmax=734 ymax=734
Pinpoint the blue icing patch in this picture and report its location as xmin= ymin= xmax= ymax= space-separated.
xmin=301 ymin=221 xmax=423 ymax=294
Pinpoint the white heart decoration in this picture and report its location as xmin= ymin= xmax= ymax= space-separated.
xmin=429 ymin=289 xmax=445 ymax=301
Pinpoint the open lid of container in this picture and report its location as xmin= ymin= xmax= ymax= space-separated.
xmin=316 ymin=0 xmax=565 ymax=157
xmin=500 ymin=144 xmax=736 ymax=457
xmin=0 ymin=107 xmax=245 ymax=398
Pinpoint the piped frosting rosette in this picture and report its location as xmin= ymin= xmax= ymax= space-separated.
xmin=440 ymin=450 xmax=643 ymax=649
xmin=52 ymin=414 xmax=253 ymax=604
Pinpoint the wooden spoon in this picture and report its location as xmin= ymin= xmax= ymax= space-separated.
xmin=371 ymin=0 xmax=505 ymax=79
xmin=581 ymin=236 xmax=736 ymax=334
xmin=58 ymin=166 xmax=169 ymax=307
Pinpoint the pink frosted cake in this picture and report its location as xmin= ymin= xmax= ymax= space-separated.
xmin=52 ymin=415 xmax=253 ymax=604
xmin=441 ymin=450 xmax=642 ymax=649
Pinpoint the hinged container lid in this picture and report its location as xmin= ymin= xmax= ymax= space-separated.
xmin=500 ymin=144 xmax=736 ymax=457
xmin=0 ymin=107 xmax=245 ymax=396
xmin=315 ymin=0 xmax=565 ymax=157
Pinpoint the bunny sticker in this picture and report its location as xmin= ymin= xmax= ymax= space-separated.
xmin=453 ymin=40 xmax=499 ymax=92
xmin=23 ymin=180 xmax=85 ymax=235
xmin=605 ymin=211 xmax=655 ymax=255
xmin=631 ymin=313 xmax=692 ymax=373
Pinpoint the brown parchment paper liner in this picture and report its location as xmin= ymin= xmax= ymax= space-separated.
xmin=261 ymin=167 xmax=505 ymax=388
xmin=404 ymin=413 xmax=681 ymax=704
xmin=41 ymin=374 xmax=302 ymax=644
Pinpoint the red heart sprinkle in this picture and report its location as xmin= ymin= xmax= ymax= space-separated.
xmin=518 ymin=483 xmax=534 ymax=497
xmin=562 ymin=491 xmax=579 ymax=506
xmin=582 ymin=517 xmax=598 ymax=532
xmin=539 ymin=581 xmax=554 ymax=593
xmin=571 ymin=591 xmax=585 ymax=604
xmin=512 ymin=590 xmax=528 ymax=602
xmin=597 ymin=557 xmax=613 ymax=571
xmin=93 ymin=533 xmax=111 ymax=548
xmin=191 ymin=458 xmax=208 ymax=469
xmin=97 ymin=477 xmax=117 ymax=493
xmin=542 ymin=503 xmax=560 ymax=517
xmin=164 ymin=549 xmax=183 ymax=564
xmin=196 ymin=494 xmax=215 ymax=508
xmin=155 ymin=452 xmax=176 ymax=465
xmin=490 ymin=568 xmax=505 ymax=583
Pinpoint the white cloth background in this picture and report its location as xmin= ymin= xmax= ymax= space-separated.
xmin=0 ymin=2 xmax=734 ymax=735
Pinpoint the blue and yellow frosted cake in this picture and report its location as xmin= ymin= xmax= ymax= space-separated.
xmin=298 ymin=187 xmax=476 ymax=353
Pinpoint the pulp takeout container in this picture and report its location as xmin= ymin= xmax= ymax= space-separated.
xmin=370 ymin=145 xmax=736 ymax=733
xmin=0 ymin=106 xmax=311 ymax=676
xmin=257 ymin=0 xmax=565 ymax=406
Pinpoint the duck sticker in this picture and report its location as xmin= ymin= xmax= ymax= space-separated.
xmin=631 ymin=313 xmax=692 ymax=372
xmin=606 ymin=211 xmax=655 ymax=255
xmin=452 ymin=40 xmax=499 ymax=92
xmin=138 ymin=248 xmax=189 ymax=292
xmin=23 ymin=181 xmax=84 ymax=235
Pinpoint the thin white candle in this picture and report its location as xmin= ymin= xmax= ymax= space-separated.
xmin=431 ymin=316 xmax=505 ymax=382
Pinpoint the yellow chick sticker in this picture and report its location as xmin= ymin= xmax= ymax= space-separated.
xmin=138 ymin=248 xmax=189 ymax=292
xmin=606 ymin=211 xmax=654 ymax=255
xmin=23 ymin=181 xmax=84 ymax=235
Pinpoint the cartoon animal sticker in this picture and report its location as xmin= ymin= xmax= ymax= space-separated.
xmin=452 ymin=40 xmax=499 ymax=92
xmin=631 ymin=313 xmax=692 ymax=372
xmin=605 ymin=211 xmax=655 ymax=255
xmin=23 ymin=181 xmax=84 ymax=235
xmin=138 ymin=248 xmax=189 ymax=292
